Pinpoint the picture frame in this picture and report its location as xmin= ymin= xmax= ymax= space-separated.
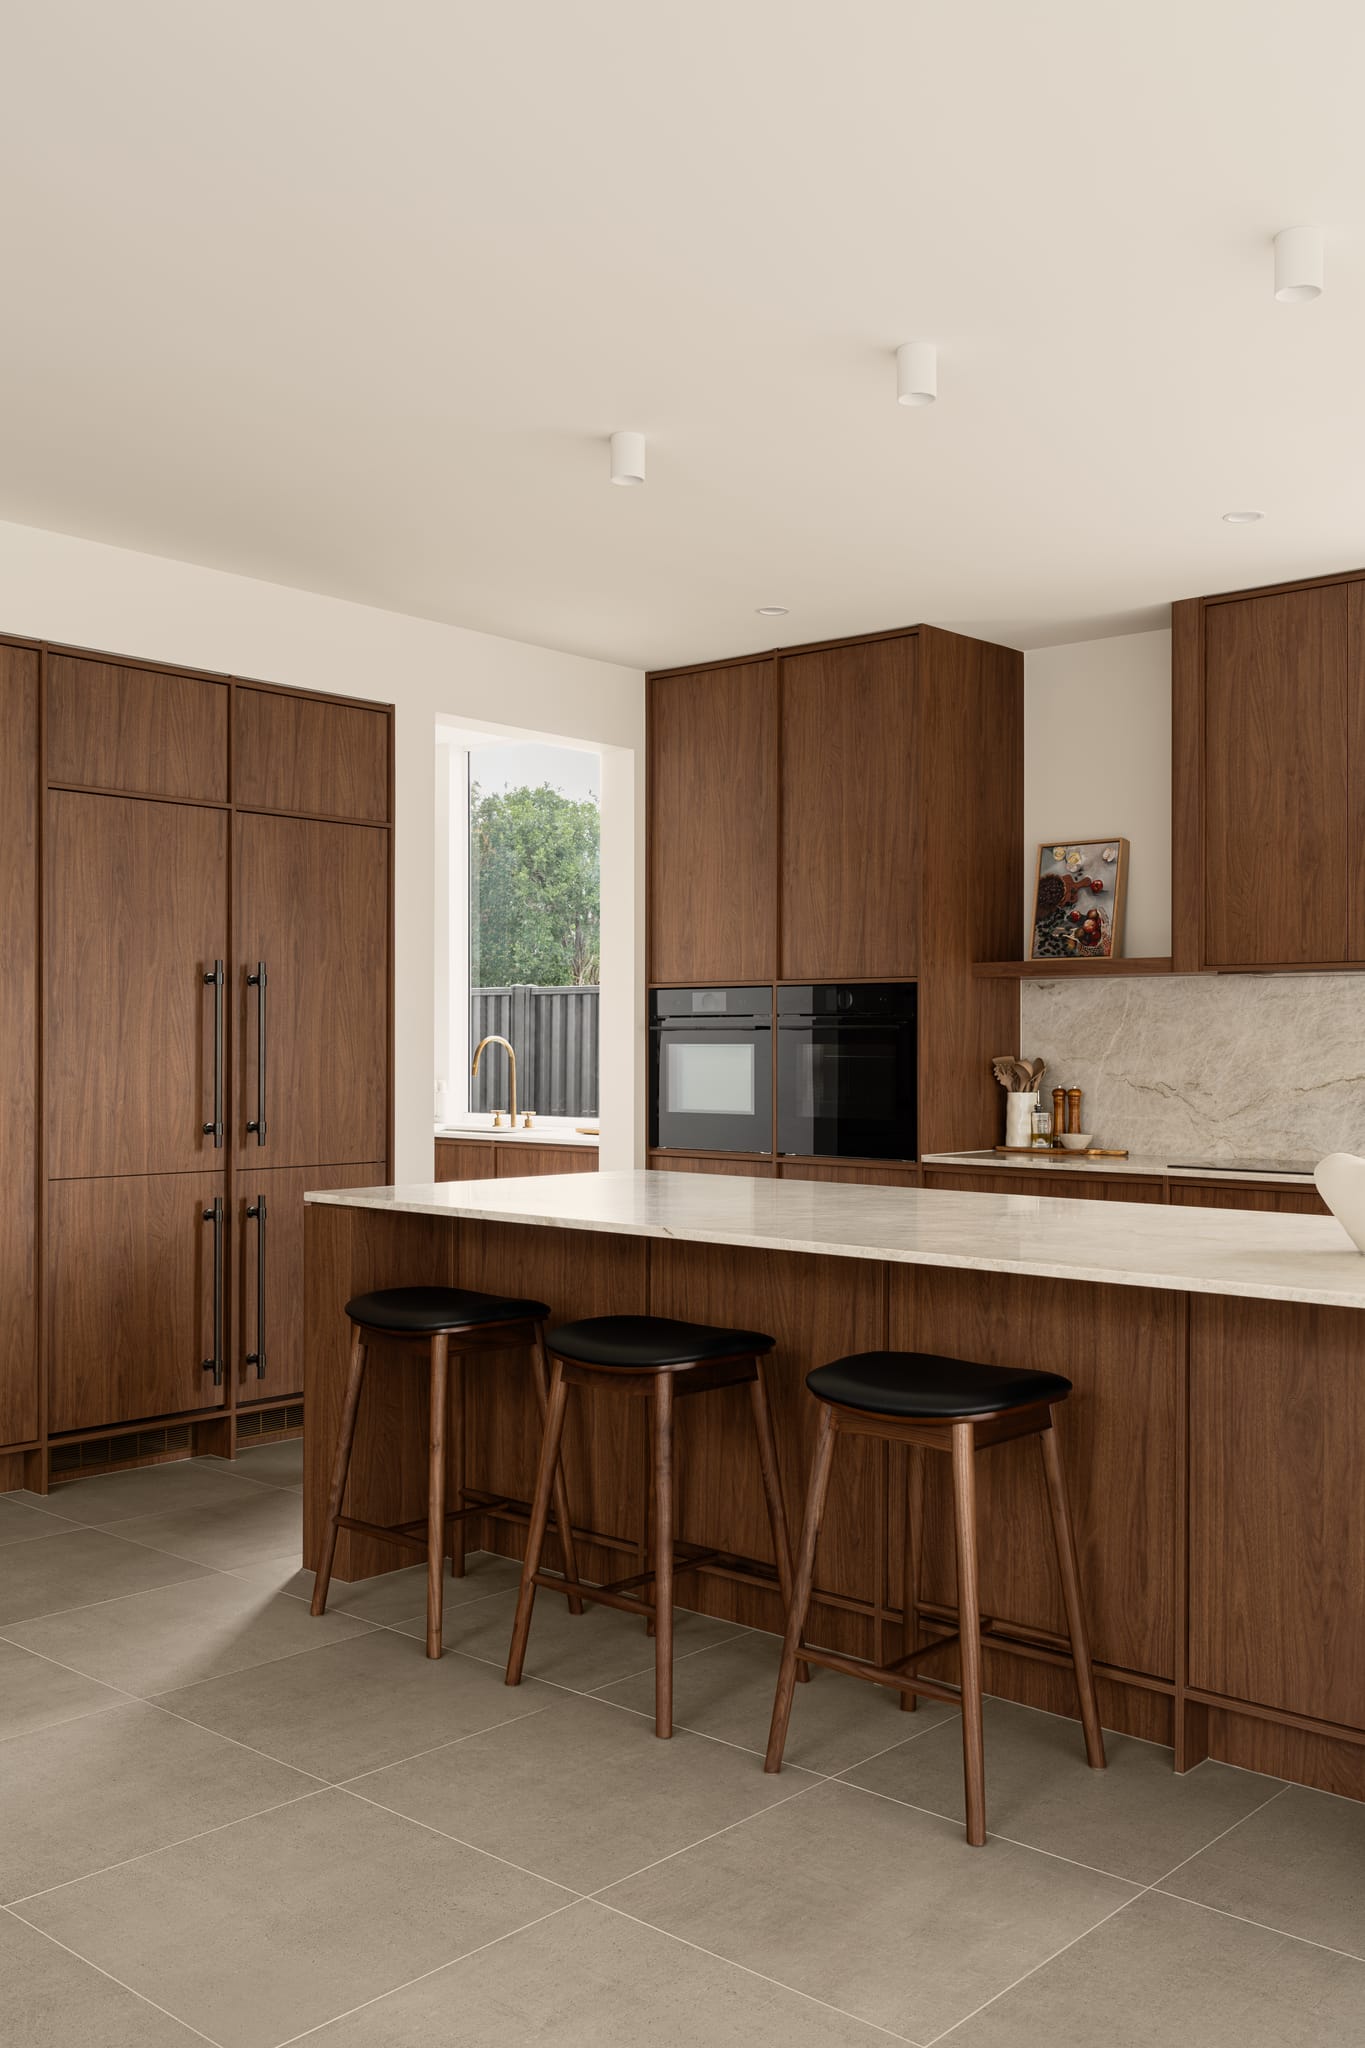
xmin=1030 ymin=838 xmax=1128 ymax=960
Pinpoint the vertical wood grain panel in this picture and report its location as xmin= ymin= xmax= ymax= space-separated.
xmin=1350 ymin=584 xmax=1365 ymax=961
xmin=1170 ymin=597 xmax=1203 ymax=972
xmin=493 ymin=1145 xmax=599 ymax=1177
xmin=648 ymin=663 xmax=776 ymax=984
xmin=46 ymin=656 xmax=227 ymax=802
xmin=778 ymin=637 xmax=917 ymax=978
xmin=435 ymin=1140 xmax=498 ymax=1181
xmin=236 ymin=1163 xmax=386 ymax=1404
xmin=1203 ymin=586 xmax=1349 ymax=965
xmin=0 ymin=647 xmax=38 ymax=1446
xmin=233 ymin=688 xmax=390 ymax=821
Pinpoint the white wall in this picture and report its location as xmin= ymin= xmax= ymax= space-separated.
xmin=1023 ymin=627 xmax=1172 ymax=958
xmin=0 ymin=519 xmax=645 ymax=1178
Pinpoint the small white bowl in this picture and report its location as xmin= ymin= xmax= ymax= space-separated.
xmin=1058 ymin=1132 xmax=1094 ymax=1152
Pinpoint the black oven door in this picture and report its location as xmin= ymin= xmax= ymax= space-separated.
xmin=777 ymin=986 xmax=916 ymax=1160
xmin=650 ymin=991 xmax=773 ymax=1153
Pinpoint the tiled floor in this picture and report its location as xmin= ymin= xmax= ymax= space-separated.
xmin=2 ymin=1448 xmax=1363 ymax=2046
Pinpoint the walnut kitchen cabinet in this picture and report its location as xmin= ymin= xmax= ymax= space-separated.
xmin=0 ymin=647 xmax=38 ymax=1456
xmin=435 ymin=1137 xmax=598 ymax=1180
xmin=1173 ymin=573 xmax=1365 ymax=970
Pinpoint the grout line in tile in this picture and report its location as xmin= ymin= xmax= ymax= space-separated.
xmin=335 ymin=1780 xmax=586 ymax=1896
xmin=267 ymin=1897 xmax=584 ymax=2048
xmin=336 ymin=1700 xmax=563 ymax=1787
xmin=823 ymin=1774 xmax=1152 ymax=1887
xmin=6 ymin=1786 xmax=333 ymax=1911
xmin=1143 ymin=1780 xmax=1293 ymax=1890
xmin=1 ymin=1905 xmax=229 ymax=2047
xmin=1147 ymin=1885 xmax=1365 ymax=1966
xmin=920 ymin=1886 xmax=1149 ymax=2046
xmin=590 ymin=1771 xmax=829 ymax=1898
xmin=589 ymin=1897 xmax=922 ymax=2045
xmin=434 ymin=1619 xmax=755 ymax=1694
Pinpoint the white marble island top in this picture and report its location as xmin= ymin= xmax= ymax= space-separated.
xmin=307 ymin=1169 xmax=1365 ymax=1311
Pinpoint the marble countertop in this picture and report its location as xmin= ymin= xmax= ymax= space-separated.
xmin=435 ymin=1118 xmax=599 ymax=1148
xmin=307 ymin=1169 xmax=1365 ymax=1309
xmin=922 ymin=1150 xmax=1319 ymax=1188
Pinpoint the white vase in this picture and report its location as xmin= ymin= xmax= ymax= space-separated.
xmin=1005 ymin=1092 xmax=1039 ymax=1150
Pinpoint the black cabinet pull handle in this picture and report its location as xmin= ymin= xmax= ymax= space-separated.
xmin=202 ymin=1196 xmax=224 ymax=1387
xmin=246 ymin=962 xmax=268 ymax=1145
xmin=245 ymin=1196 xmax=267 ymax=1380
xmin=203 ymin=961 xmax=224 ymax=1147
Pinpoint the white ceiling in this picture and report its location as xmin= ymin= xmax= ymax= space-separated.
xmin=3 ymin=2 xmax=1363 ymax=669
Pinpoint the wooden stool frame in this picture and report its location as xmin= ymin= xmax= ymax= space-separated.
xmin=766 ymin=1396 xmax=1106 ymax=1846
xmin=506 ymin=1348 xmax=806 ymax=1736
xmin=311 ymin=1312 xmax=582 ymax=1658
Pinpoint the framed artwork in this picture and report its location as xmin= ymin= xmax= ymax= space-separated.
xmin=1030 ymin=839 xmax=1128 ymax=959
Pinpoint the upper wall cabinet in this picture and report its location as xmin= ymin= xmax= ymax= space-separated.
xmin=233 ymin=686 xmax=390 ymax=821
xmin=779 ymin=637 xmax=917 ymax=979
xmin=648 ymin=658 xmax=777 ymax=984
xmin=47 ymin=654 xmax=228 ymax=803
xmin=1173 ymin=577 xmax=1364 ymax=970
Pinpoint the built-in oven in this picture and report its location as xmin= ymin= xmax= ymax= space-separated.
xmin=777 ymin=984 xmax=917 ymax=1161
xmin=649 ymin=988 xmax=773 ymax=1154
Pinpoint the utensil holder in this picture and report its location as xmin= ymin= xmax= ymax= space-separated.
xmin=1005 ymin=1092 xmax=1039 ymax=1149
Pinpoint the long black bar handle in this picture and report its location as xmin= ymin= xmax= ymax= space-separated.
xmin=203 ymin=960 xmax=224 ymax=1147
xmin=202 ymin=1196 xmax=224 ymax=1387
xmin=246 ymin=961 xmax=268 ymax=1145
xmin=245 ymin=1196 xmax=268 ymax=1380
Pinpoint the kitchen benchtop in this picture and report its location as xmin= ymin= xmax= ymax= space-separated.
xmin=922 ymin=1149 xmax=1318 ymax=1188
xmin=435 ymin=1118 xmax=598 ymax=1148
xmin=307 ymin=1168 xmax=1365 ymax=1310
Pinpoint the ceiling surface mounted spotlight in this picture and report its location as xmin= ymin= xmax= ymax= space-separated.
xmin=1273 ymin=226 xmax=1323 ymax=303
xmin=609 ymin=430 xmax=646 ymax=485
xmin=895 ymin=341 xmax=937 ymax=407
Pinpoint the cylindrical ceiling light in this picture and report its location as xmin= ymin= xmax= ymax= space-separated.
xmin=896 ymin=341 xmax=937 ymax=407
xmin=609 ymin=430 xmax=646 ymax=485
xmin=1274 ymin=226 xmax=1323 ymax=302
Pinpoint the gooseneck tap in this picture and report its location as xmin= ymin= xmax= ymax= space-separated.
xmin=471 ymin=1035 xmax=518 ymax=1128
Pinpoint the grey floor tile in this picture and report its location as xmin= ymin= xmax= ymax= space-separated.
xmin=206 ymin=1438 xmax=303 ymax=1490
xmin=0 ymin=1495 xmax=78 ymax=1547
xmin=949 ymin=1889 xmax=1365 ymax=2047
xmin=353 ymin=1688 xmax=819 ymax=1891
xmin=237 ymin=1547 xmax=522 ymax=1623
xmin=0 ymin=1911 xmax=208 ymax=2047
xmin=0 ymin=1528 xmax=213 ymax=1626
xmin=603 ymin=1776 xmax=1135 ymax=2041
xmin=1162 ymin=1784 xmax=1365 ymax=1958
xmin=843 ymin=1697 xmax=1284 ymax=1882
xmin=3 ymin=1572 xmax=375 ymax=1697
xmin=37 ymin=1459 xmax=277 ymax=1527
xmin=0 ymin=1636 xmax=128 ymax=1740
xmin=599 ymin=1627 xmax=957 ymax=1773
xmin=303 ymin=1895 xmax=897 ymax=2046
xmin=156 ymin=1628 xmax=556 ymax=1781
xmin=113 ymin=1482 xmax=303 ymax=1570
xmin=0 ymin=1699 xmax=314 ymax=1903
xmin=16 ymin=1789 xmax=569 ymax=2048
xmin=399 ymin=1582 xmax=745 ymax=1692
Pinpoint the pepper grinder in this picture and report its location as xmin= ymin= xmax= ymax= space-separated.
xmin=1052 ymin=1088 xmax=1066 ymax=1148
xmin=1066 ymin=1088 xmax=1083 ymax=1135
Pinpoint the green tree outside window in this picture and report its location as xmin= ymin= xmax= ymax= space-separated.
xmin=469 ymin=782 xmax=600 ymax=987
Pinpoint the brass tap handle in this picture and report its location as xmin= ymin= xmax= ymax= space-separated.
xmin=522 ymin=1110 xmax=534 ymax=1128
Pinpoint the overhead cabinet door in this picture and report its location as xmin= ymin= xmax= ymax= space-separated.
xmin=233 ymin=687 xmax=389 ymax=822
xmin=47 ymin=793 xmax=229 ymax=1178
xmin=1202 ymin=586 xmax=1350 ymax=966
xmin=46 ymin=655 xmax=227 ymax=803
xmin=235 ymin=814 xmax=388 ymax=1169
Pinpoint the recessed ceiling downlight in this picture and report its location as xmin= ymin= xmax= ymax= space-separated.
xmin=1222 ymin=511 xmax=1265 ymax=524
xmin=756 ymin=606 xmax=789 ymax=617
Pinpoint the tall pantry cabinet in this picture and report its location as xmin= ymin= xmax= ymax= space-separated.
xmin=0 ymin=640 xmax=393 ymax=1493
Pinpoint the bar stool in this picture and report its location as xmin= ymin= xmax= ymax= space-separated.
xmin=766 ymin=1350 xmax=1106 ymax=1846
xmin=311 ymin=1285 xmax=583 ymax=1658
xmin=505 ymin=1314 xmax=806 ymax=1736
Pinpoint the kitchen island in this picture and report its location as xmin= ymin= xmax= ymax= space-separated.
xmin=304 ymin=1171 xmax=1365 ymax=1800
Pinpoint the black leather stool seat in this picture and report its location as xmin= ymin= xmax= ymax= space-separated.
xmin=808 ymin=1350 xmax=1072 ymax=1419
xmin=550 ymin=1314 xmax=775 ymax=1370
xmin=345 ymin=1285 xmax=550 ymax=1335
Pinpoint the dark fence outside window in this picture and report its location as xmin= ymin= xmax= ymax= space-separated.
xmin=470 ymin=985 xmax=599 ymax=1118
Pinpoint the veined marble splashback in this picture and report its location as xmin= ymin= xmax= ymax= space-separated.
xmin=1019 ymin=974 xmax=1365 ymax=1163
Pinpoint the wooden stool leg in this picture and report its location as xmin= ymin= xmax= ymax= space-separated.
xmin=311 ymin=1324 xmax=367 ymax=1618
xmin=425 ymin=1334 xmax=449 ymax=1659
xmin=506 ymin=1357 xmax=570 ymax=1687
xmin=1040 ymin=1417 xmax=1107 ymax=1770
xmin=448 ymin=1351 xmax=466 ymax=1581
xmin=652 ymin=1373 xmax=675 ymax=1737
xmin=641 ymin=1413 xmax=656 ymax=1636
xmin=951 ymin=1421 xmax=987 ymax=1846
xmin=747 ymin=1364 xmax=808 ymax=1684
xmin=901 ymin=1443 xmax=925 ymax=1711
xmin=531 ymin=1326 xmax=584 ymax=1616
xmin=766 ymin=1402 xmax=837 ymax=1772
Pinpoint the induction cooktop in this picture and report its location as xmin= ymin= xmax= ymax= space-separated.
xmin=1167 ymin=1159 xmax=1316 ymax=1178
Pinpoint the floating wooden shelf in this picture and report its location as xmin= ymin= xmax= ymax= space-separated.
xmin=973 ymin=957 xmax=1175 ymax=979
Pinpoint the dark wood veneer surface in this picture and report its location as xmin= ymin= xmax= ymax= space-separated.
xmin=233 ymin=686 xmax=389 ymax=822
xmin=47 ymin=655 xmax=227 ymax=803
xmin=236 ymin=1162 xmax=385 ymax=1403
xmin=0 ymin=648 xmax=38 ymax=1447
